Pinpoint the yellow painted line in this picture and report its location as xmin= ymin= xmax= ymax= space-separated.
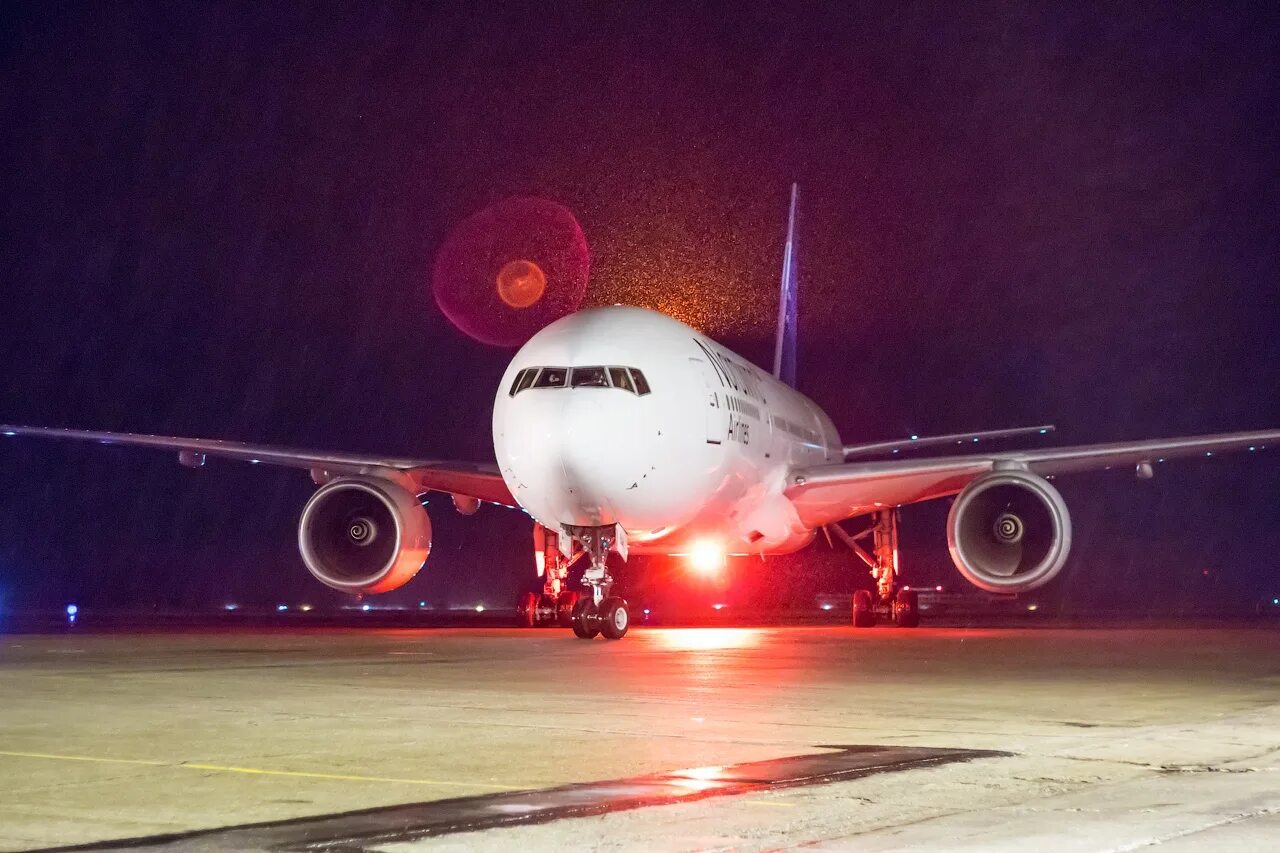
xmin=0 ymin=750 xmax=521 ymax=791
xmin=0 ymin=749 xmax=166 ymax=767
xmin=742 ymin=799 xmax=797 ymax=808
xmin=179 ymin=762 xmax=522 ymax=790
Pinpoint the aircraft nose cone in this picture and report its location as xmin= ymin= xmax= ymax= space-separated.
xmin=553 ymin=394 xmax=622 ymax=524
xmin=497 ymin=392 xmax=620 ymax=526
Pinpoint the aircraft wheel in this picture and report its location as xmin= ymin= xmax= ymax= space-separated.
xmin=598 ymin=597 xmax=630 ymax=640
xmin=556 ymin=591 xmax=580 ymax=627
xmin=571 ymin=596 xmax=599 ymax=639
xmin=516 ymin=591 xmax=538 ymax=628
xmin=852 ymin=589 xmax=876 ymax=628
xmin=893 ymin=589 xmax=920 ymax=628
xmin=537 ymin=593 xmax=559 ymax=627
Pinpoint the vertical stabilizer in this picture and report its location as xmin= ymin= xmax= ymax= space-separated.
xmin=772 ymin=183 xmax=800 ymax=387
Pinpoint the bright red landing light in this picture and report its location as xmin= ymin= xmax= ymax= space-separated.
xmin=687 ymin=539 xmax=726 ymax=576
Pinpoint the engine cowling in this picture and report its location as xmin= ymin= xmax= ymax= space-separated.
xmin=946 ymin=468 xmax=1072 ymax=593
xmin=297 ymin=477 xmax=431 ymax=594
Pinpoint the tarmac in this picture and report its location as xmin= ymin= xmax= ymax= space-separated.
xmin=1 ymin=623 xmax=1278 ymax=851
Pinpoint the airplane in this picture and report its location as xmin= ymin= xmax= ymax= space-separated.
xmin=3 ymin=185 xmax=1277 ymax=640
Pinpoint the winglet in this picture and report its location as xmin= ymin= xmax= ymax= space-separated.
xmin=771 ymin=183 xmax=799 ymax=387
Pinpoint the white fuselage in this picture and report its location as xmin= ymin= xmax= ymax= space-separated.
xmin=492 ymin=306 xmax=842 ymax=556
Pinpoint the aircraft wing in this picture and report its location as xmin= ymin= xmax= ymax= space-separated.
xmin=787 ymin=429 xmax=1280 ymax=529
xmin=841 ymin=425 xmax=1055 ymax=460
xmin=0 ymin=425 xmax=516 ymax=506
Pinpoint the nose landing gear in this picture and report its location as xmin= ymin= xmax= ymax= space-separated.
xmin=564 ymin=523 xmax=630 ymax=640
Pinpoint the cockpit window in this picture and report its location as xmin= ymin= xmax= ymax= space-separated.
xmin=608 ymin=367 xmax=634 ymax=393
xmin=511 ymin=365 xmax=648 ymax=395
xmin=509 ymin=368 xmax=538 ymax=396
xmin=533 ymin=367 xmax=567 ymax=388
xmin=570 ymin=366 xmax=609 ymax=388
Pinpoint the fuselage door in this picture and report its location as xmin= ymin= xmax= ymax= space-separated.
xmin=689 ymin=358 xmax=725 ymax=445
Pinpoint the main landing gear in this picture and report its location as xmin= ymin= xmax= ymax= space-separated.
xmin=517 ymin=523 xmax=630 ymax=639
xmin=832 ymin=508 xmax=920 ymax=629
xmin=516 ymin=525 xmax=581 ymax=629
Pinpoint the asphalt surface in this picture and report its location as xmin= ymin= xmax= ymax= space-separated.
xmin=1 ymin=624 xmax=1278 ymax=851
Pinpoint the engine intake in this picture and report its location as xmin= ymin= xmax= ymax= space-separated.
xmin=298 ymin=477 xmax=431 ymax=594
xmin=946 ymin=468 xmax=1071 ymax=593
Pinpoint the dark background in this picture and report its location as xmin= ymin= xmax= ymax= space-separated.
xmin=1 ymin=3 xmax=1277 ymax=615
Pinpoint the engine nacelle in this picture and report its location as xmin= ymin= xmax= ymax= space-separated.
xmin=946 ymin=468 xmax=1072 ymax=594
xmin=297 ymin=477 xmax=431 ymax=594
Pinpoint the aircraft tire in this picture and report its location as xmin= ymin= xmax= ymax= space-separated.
xmin=537 ymin=593 xmax=558 ymax=627
xmin=893 ymin=589 xmax=920 ymax=628
xmin=571 ymin=596 xmax=599 ymax=639
xmin=556 ymin=591 xmax=580 ymax=627
xmin=852 ymin=589 xmax=876 ymax=628
xmin=517 ymin=591 xmax=538 ymax=628
xmin=598 ymin=597 xmax=630 ymax=640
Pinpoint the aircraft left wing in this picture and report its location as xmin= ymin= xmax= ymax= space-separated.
xmin=0 ymin=425 xmax=516 ymax=506
xmin=787 ymin=429 xmax=1280 ymax=529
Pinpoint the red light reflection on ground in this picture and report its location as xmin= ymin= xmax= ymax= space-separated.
xmin=649 ymin=627 xmax=762 ymax=652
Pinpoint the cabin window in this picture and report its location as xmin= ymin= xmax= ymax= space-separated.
xmin=569 ymin=366 xmax=609 ymax=388
xmin=533 ymin=367 xmax=568 ymax=388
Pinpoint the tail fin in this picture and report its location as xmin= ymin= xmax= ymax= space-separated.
xmin=772 ymin=183 xmax=799 ymax=387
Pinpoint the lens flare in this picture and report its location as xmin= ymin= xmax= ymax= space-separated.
xmin=432 ymin=197 xmax=589 ymax=347
xmin=496 ymin=259 xmax=547 ymax=308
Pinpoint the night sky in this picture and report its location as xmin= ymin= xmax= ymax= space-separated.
xmin=1 ymin=4 xmax=1277 ymax=614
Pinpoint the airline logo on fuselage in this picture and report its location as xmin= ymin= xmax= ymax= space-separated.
xmin=693 ymin=339 xmax=767 ymax=405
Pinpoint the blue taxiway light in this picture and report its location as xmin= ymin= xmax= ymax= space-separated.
xmin=65 ymin=604 xmax=78 ymax=616
xmin=361 ymin=604 xmax=371 ymax=612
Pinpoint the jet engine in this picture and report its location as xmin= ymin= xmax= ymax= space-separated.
xmin=946 ymin=468 xmax=1072 ymax=593
xmin=297 ymin=477 xmax=431 ymax=594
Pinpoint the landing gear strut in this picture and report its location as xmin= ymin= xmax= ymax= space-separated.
xmin=831 ymin=508 xmax=919 ymax=628
xmin=564 ymin=523 xmax=630 ymax=640
xmin=517 ymin=525 xmax=580 ymax=628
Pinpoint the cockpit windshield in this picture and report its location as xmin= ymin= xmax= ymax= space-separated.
xmin=608 ymin=367 xmax=634 ymax=393
xmin=533 ymin=367 xmax=567 ymax=388
xmin=510 ymin=366 xmax=651 ymax=396
xmin=569 ymin=366 xmax=609 ymax=387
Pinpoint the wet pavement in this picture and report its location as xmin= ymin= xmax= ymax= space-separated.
xmin=1 ymin=625 xmax=1277 ymax=850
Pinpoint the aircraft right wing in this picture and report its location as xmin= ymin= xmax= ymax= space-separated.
xmin=788 ymin=429 xmax=1280 ymax=530
xmin=841 ymin=425 xmax=1055 ymax=460
xmin=0 ymin=425 xmax=516 ymax=507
